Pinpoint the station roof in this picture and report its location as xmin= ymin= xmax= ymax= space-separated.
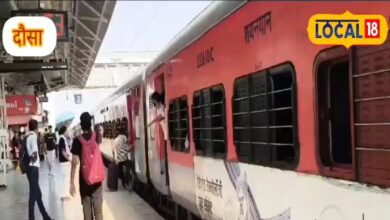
xmin=0 ymin=0 xmax=116 ymax=94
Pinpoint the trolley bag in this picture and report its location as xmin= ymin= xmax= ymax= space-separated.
xmin=107 ymin=162 xmax=118 ymax=191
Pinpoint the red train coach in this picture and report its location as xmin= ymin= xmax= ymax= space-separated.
xmin=92 ymin=1 xmax=390 ymax=220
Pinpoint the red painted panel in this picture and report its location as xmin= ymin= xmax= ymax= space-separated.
xmin=6 ymin=95 xmax=37 ymax=116
xmin=127 ymin=95 xmax=136 ymax=149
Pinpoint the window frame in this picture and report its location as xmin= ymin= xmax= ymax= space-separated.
xmin=192 ymin=84 xmax=227 ymax=159
xmin=168 ymin=96 xmax=190 ymax=153
xmin=148 ymin=94 xmax=155 ymax=140
xmin=232 ymin=62 xmax=299 ymax=170
xmin=314 ymin=46 xmax=356 ymax=181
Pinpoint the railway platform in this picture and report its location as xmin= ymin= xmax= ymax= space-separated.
xmin=0 ymin=160 xmax=164 ymax=220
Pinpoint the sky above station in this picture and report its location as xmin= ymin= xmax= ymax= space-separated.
xmin=98 ymin=1 xmax=212 ymax=55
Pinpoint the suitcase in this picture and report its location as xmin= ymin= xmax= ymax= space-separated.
xmin=107 ymin=162 xmax=118 ymax=191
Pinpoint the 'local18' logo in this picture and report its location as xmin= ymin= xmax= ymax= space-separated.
xmin=307 ymin=11 xmax=388 ymax=48
xmin=2 ymin=16 xmax=57 ymax=57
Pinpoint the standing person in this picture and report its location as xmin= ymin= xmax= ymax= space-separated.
xmin=58 ymin=126 xmax=72 ymax=201
xmin=39 ymin=131 xmax=46 ymax=160
xmin=44 ymin=126 xmax=56 ymax=176
xmin=147 ymin=91 xmax=169 ymax=185
xmin=70 ymin=112 xmax=105 ymax=220
xmin=10 ymin=131 xmax=19 ymax=168
xmin=25 ymin=119 xmax=54 ymax=220
xmin=113 ymin=127 xmax=130 ymax=189
xmin=147 ymin=91 xmax=167 ymax=142
xmin=37 ymin=132 xmax=44 ymax=161
xmin=55 ymin=127 xmax=60 ymax=159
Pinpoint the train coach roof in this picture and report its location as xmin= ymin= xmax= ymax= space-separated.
xmin=145 ymin=1 xmax=247 ymax=77
xmin=94 ymin=68 xmax=144 ymax=112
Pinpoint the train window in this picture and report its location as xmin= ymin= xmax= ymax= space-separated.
xmin=233 ymin=63 xmax=298 ymax=170
xmin=192 ymin=85 xmax=226 ymax=158
xmin=117 ymin=119 xmax=120 ymax=135
xmin=109 ymin=120 xmax=113 ymax=139
xmin=121 ymin=117 xmax=128 ymax=137
xmin=317 ymin=54 xmax=352 ymax=168
xmin=149 ymin=94 xmax=155 ymax=140
xmin=104 ymin=122 xmax=108 ymax=138
xmin=102 ymin=122 xmax=106 ymax=138
xmin=168 ymin=96 xmax=190 ymax=153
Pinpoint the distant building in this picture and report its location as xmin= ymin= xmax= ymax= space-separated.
xmin=85 ymin=51 xmax=158 ymax=88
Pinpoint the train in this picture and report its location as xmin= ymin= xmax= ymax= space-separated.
xmin=72 ymin=1 xmax=390 ymax=220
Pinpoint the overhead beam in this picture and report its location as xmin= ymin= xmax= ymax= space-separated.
xmin=0 ymin=60 xmax=68 ymax=73
xmin=69 ymin=75 xmax=84 ymax=87
xmin=70 ymin=75 xmax=83 ymax=82
xmin=72 ymin=58 xmax=89 ymax=70
xmin=69 ymin=44 xmax=95 ymax=63
xmin=76 ymin=37 xmax=97 ymax=55
xmin=70 ymin=31 xmax=96 ymax=54
xmin=70 ymin=73 xmax=85 ymax=81
xmin=78 ymin=16 xmax=105 ymax=23
xmin=80 ymin=1 xmax=108 ymax=23
xmin=69 ymin=29 xmax=100 ymax=45
xmin=73 ymin=16 xmax=102 ymax=42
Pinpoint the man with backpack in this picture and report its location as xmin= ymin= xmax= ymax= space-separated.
xmin=22 ymin=119 xmax=53 ymax=220
xmin=70 ymin=112 xmax=105 ymax=220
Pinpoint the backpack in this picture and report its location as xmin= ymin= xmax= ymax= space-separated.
xmin=19 ymin=134 xmax=31 ymax=174
xmin=78 ymin=132 xmax=105 ymax=185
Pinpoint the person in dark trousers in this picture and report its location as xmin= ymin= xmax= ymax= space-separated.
xmin=44 ymin=126 xmax=56 ymax=176
xmin=26 ymin=119 xmax=54 ymax=220
xmin=55 ymin=127 xmax=60 ymax=158
xmin=70 ymin=112 xmax=103 ymax=220
xmin=114 ymin=127 xmax=130 ymax=189
xmin=10 ymin=131 xmax=19 ymax=168
xmin=58 ymin=126 xmax=72 ymax=200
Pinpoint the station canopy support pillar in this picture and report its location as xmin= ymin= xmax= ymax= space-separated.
xmin=0 ymin=76 xmax=11 ymax=188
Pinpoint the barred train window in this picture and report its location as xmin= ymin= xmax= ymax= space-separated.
xmin=192 ymin=85 xmax=226 ymax=158
xmin=168 ymin=96 xmax=189 ymax=152
xmin=233 ymin=63 xmax=298 ymax=169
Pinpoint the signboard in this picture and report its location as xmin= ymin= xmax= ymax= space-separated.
xmin=12 ymin=10 xmax=69 ymax=42
xmin=2 ymin=16 xmax=57 ymax=57
xmin=6 ymin=95 xmax=37 ymax=115
xmin=74 ymin=94 xmax=82 ymax=104
xmin=0 ymin=60 xmax=67 ymax=72
xmin=39 ymin=96 xmax=48 ymax=102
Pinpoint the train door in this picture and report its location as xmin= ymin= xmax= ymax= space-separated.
xmin=154 ymin=74 xmax=170 ymax=191
xmin=127 ymin=86 xmax=148 ymax=184
xmin=146 ymin=73 xmax=170 ymax=195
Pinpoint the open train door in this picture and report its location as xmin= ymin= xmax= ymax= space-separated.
xmin=154 ymin=74 xmax=170 ymax=192
xmin=126 ymin=86 xmax=148 ymax=185
xmin=146 ymin=73 xmax=170 ymax=195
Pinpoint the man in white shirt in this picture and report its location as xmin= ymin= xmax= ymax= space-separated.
xmin=147 ymin=91 xmax=168 ymax=141
xmin=26 ymin=119 xmax=53 ymax=220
